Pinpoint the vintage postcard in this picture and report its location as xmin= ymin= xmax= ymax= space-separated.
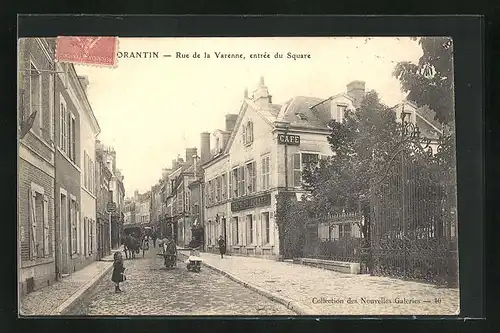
xmin=18 ymin=36 xmax=459 ymax=316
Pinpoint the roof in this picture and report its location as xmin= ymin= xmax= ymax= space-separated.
xmin=282 ymin=96 xmax=331 ymax=130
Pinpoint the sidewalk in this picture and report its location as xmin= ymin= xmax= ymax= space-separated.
xmin=178 ymin=250 xmax=460 ymax=316
xmin=20 ymin=247 xmax=123 ymax=316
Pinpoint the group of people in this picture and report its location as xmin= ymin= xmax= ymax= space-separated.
xmin=111 ymin=231 xmax=227 ymax=293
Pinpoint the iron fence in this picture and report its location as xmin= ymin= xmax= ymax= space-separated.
xmin=369 ymin=114 xmax=458 ymax=286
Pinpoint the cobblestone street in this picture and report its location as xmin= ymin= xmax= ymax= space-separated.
xmin=180 ymin=251 xmax=460 ymax=316
xmin=67 ymin=247 xmax=295 ymax=316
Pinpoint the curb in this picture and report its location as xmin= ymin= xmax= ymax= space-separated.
xmin=50 ymin=249 xmax=123 ymax=315
xmin=178 ymin=252 xmax=314 ymax=316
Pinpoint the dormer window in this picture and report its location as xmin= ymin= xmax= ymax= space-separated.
xmin=336 ymin=104 xmax=348 ymax=122
xmin=242 ymin=120 xmax=254 ymax=145
xmin=295 ymin=112 xmax=308 ymax=120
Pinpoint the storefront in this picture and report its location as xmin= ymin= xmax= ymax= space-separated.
xmin=228 ymin=191 xmax=279 ymax=257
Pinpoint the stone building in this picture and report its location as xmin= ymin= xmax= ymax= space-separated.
xmin=18 ymin=38 xmax=57 ymax=295
xmin=95 ymin=141 xmax=112 ymax=259
xmin=202 ymin=77 xmax=364 ymax=258
xmin=78 ymin=75 xmax=101 ymax=269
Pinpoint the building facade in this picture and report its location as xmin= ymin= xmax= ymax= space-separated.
xmin=202 ymin=78 xmax=363 ymax=258
xmin=78 ymin=75 xmax=101 ymax=269
xmin=18 ymin=38 xmax=57 ymax=296
xmin=95 ymin=141 xmax=112 ymax=259
xmin=54 ymin=57 xmax=91 ymax=275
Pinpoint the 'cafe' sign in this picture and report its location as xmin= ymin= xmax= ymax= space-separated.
xmin=277 ymin=134 xmax=300 ymax=146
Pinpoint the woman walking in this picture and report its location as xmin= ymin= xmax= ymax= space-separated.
xmin=111 ymin=251 xmax=126 ymax=293
xmin=218 ymin=235 xmax=226 ymax=259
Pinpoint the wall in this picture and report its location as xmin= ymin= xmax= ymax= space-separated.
xmin=80 ymin=110 xmax=98 ymax=261
xmin=203 ymin=154 xmax=230 ymax=248
xmin=18 ymin=38 xmax=57 ymax=295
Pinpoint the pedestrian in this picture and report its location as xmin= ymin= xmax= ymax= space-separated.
xmin=218 ymin=235 xmax=226 ymax=259
xmin=111 ymin=251 xmax=126 ymax=293
xmin=152 ymin=231 xmax=157 ymax=248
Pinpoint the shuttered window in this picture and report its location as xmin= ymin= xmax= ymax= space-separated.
xmin=29 ymin=184 xmax=49 ymax=259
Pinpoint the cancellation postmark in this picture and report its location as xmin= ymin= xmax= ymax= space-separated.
xmin=55 ymin=36 xmax=119 ymax=67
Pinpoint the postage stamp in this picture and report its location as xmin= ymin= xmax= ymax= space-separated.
xmin=55 ymin=36 xmax=118 ymax=67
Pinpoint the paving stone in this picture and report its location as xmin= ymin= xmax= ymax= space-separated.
xmin=67 ymin=249 xmax=295 ymax=316
xmin=179 ymin=251 xmax=460 ymax=316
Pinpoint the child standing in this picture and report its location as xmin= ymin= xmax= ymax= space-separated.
xmin=111 ymin=251 xmax=126 ymax=292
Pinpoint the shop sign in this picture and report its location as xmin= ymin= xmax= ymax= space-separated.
xmin=277 ymin=134 xmax=300 ymax=146
xmin=231 ymin=193 xmax=271 ymax=212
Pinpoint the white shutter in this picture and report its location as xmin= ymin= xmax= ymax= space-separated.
xmin=43 ymin=195 xmax=49 ymax=257
xmin=30 ymin=190 xmax=37 ymax=258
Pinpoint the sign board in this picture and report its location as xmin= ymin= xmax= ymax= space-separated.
xmin=106 ymin=202 xmax=117 ymax=213
xmin=277 ymin=134 xmax=300 ymax=146
xmin=231 ymin=193 xmax=271 ymax=212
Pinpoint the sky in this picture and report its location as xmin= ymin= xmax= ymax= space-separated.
xmin=74 ymin=37 xmax=423 ymax=197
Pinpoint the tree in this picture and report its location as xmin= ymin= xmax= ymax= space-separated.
xmin=393 ymin=37 xmax=454 ymax=126
xmin=302 ymin=91 xmax=400 ymax=238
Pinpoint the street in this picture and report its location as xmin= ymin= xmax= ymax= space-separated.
xmin=67 ymin=245 xmax=295 ymax=316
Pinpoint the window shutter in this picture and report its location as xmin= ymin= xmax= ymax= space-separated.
xmin=43 ymin=195 xmax=49 ymax=257
xmin=28 ymin=190 xmax=36 ymax=259
xmin=242 ymin=125 xmax=246 ymax=144
xmin=77 ymin=211 xmax=81 ymax=254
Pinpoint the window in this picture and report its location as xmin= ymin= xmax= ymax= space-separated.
xmin=246 ymin=215 xmax=254 ymax=245
xmin=339 ymin=224 xmax=352 ymax=238
xmin=337 ymin=104 xmax=348 ymax=121
xmin=238 ymin=167 xmax=246 ymax=197
xmin=246 ymin=161 xmax=257 ymax=194
xmin=70 ymin=198 xmax=77 ymax=254
xmin=292 ymin=153 xmax=320 ymax=187
xmin=60 ymin=96 xmax=68 ymax=153
xmin=216 ymin=176 xmax=221 ymax=202
xmin=262 ymin=212 xmax=270 ymax=244
xmin=222 ymin=173 xmax=227 ymax=200
xmin=261 ymin=155 xmax=270 ymax=190
xmin=232 ymin=217 xmax=239 ymax=245
xmin=208 ymin=180 xmax=213 ymax=205
xmin=29 ymin=62 xmax=42 ymax=129
xmin=232 ymin=168 xmax=239 ymax=197
xmin=84 ymin=153 xmax=88 ymax=189
xmin=70 ymin=116 xmax=76 ymax=162
xmin=84 ymin=217 xmax=88 ymax=256
xmin=207 ymin=221 xmax=212 ymax=245
xmin=89 ymin=219 xmax=93 ymax=255
xmin=29 ymin=184 xmax=49 ymax=259
xmin=242 ymin=120 xmax=254 ymax=145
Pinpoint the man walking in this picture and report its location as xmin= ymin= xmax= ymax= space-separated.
xmin=152 ymin=230 xmax=157 ymax=248
xmin=218 ymin=235 xmax=226 ymax=259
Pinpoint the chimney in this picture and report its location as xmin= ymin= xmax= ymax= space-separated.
xmin=244 ymin=88 xmax=249 ymax=98
xmin=200 ymin=132 xmax=211 ymax=164
xmin=346 ymin=81 xmax=366 ymax=109
xmin=185 ymin=148 xmax=197 ymax=166
xmin=78 ymin=75 xmax=90 ymax=94
xmin=225 ymin=114 xmax=238 ymax=132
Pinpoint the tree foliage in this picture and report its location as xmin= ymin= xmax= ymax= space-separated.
xmin=393 ymin=37 xmax=454 ymax=125
xmin=302 ymin=91 xmax=400 ymax=218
